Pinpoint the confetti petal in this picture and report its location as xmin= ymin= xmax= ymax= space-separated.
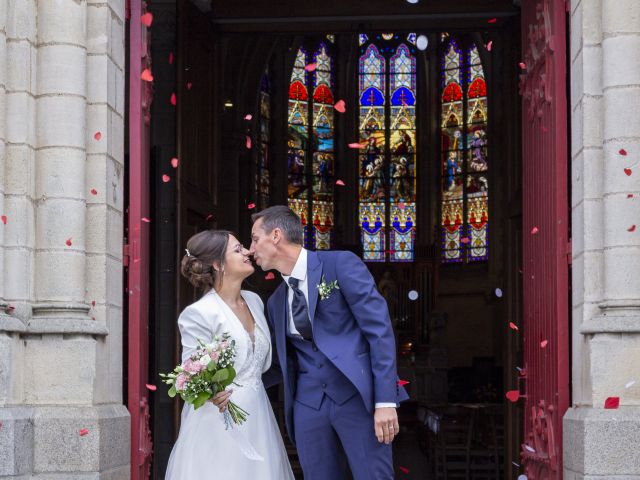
xmin=162 ymin=174 xmax=170 ymax=183
xmin=205 ymin=214 xmax=214 ymax=222
xmin=169 ymin=52 xmax=174 ymax=64
xmin=531 ymin=226 xmax=539 ymax=235
xmin=171 ymin=157 xmax=179 ymax=168
xmin=540 ymin=339 xmax=548 ymax=348
xmin=244 ymin=114 xmax=253 ymax=121
xmin=140 ymin=12 xmax=153 ymax=27
xmin=145 ymin=384 xmax=157 ymax=391
xmin=509 ymin=322 xmax=519 ymax=331
xmin=524 ymin=445 xmax=535 ymax=453
xmin=65 ymin=238 xmax=72 ymax=247
xmin=488 ymin=17 xmax=497 ymax=23
xmin=94 ymin=131 xmax=102 ymax=141
xmin=304 ymin=62 xmax=317 ymax=72
xmin=397 ymin=379 xmax=410 ymax=386
xmin=460 ymin=237 xmax=470 ymax=244
xmin=625 ymin=380 xmax=636 ymax=389
xmin=495 ymin=288 xmax=503 ymax=298
xmin=348 ymin=142 xmax=365 ymax=149
xmin=519 ymin=62 xmax=526 ymax=69
xmin=604 ymin=396 xmax=620 ymax=409
xmin=1 ymin=215 xmax=7 ymax=225
xmin=486 ymin=40 xmax=493 ymax=51
xmin=398 ymin=202 xmax=405 ymax=209
xmin=140 ymin=68 xmax=153 ymax=82
xmin=90 ymin=188 xmax=98 ymax=196
xmin=334 ymin=100 xmax=346 ymax=113
xmin=628 ymin=225 xmax=637 ymax=232
xmin=247 ymin=203 xmax=256 ymax=210
xmin=170 ymin=93 xmax=176 ymax=106
xmin=265 ymin=272 xmax=276 ymax=280
xmin=624 ymin=168 xmax=633 ymax=176
xmin=91 ymin=300 xmax=96 ymax=307
xmin=399 ymin=466 xmax=410 ymax=474
xmin=335 ymin=179 xmax=345 ymax=186
xmin=5 ymin=304 xmax=15 ymax=314
xmin=186 ymin=82 xmax=192 ymax=90
xmin=79 ymin=428 xmax=89 ymax=436
xmin=505 ymin=390 xmax=520 ymax=402
xmin=142 ymin=217 xmax=151 ymax=223
xmin=627 ymin=194 xmax=634 ymax=199
xmin=246 ymin=136 xmax=252 ymax=149
xmin=619 ymin=148 xmax=628 ymax=156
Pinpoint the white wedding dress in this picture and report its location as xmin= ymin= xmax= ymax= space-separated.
xmin=165 ymin=289 xmax=295 ymax=479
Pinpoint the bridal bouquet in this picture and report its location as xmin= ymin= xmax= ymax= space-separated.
xmin=160 ymin=332 xmax=249 ymax=426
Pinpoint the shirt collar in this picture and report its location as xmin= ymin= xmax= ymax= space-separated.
xmin=282 ymin=248 xmax=307 ymax=284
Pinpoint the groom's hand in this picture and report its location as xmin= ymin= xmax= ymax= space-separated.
xmin=210 ymin=389 xmax=233 ymax=412
xmin=374 ymin=407 xmax=399 ymax=444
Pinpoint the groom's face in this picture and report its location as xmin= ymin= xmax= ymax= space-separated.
xmin=250 ymin=219 xmax=277 ymax=271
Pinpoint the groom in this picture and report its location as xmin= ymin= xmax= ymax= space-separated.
xmin=250 ymin=205 xmax=408 ymax=479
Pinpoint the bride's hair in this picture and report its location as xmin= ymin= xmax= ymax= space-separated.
xmin=180 ymin=229 xmax=232 ymax=292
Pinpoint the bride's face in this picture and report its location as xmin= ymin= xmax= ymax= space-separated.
xmin=222 ymin=235 xmax=254 ymax=279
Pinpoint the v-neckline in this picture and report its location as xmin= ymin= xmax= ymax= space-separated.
xmin=213 ymin=290 xmax=259 ymax=350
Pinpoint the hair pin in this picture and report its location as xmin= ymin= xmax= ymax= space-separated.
xmin=185 ymin=248 xmax=192 ymax=257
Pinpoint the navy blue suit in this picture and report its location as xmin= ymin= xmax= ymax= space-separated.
xmin=263 ymin=250 xmax=408 ymax=479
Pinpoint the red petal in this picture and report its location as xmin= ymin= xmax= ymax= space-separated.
xmin=505 ymin=390 xmax=520 ymax=402
xmin=397 ymin=202 xmax=405 ymax=209
xmin=65 ymin=238 xmax=72 ymax=247
xmin=304 ymin=62 xmax=317 ymax=72
xmin=519 ymin=62 xmax=526 ymax=69
xmin=145 ymin=384 xmax=157 ymax=391
xmin=246 ymin=136 xmax=252 ymax=149
xmin=460 ymin=237 xmax=470 ymax=244
xmin=169 ymin=52 xmax=174 ymax=65
xmin=619 ymin=148 xmax=628 ymax=156
xmin=94 ymin=131 xmax=102 ymax=141
xmin=488 ymin=17 xmax=497 ymax=23
xmin=531 ymin=226 xmax=539 ymax=235
xmin=334 ymin=100 xmax=346 ymax=113
xmin=171 ymin=157 xmax=179 ymax=168
xmin=540 ymin=339 xmax=549 ymax=348
xmin=141 ymin=217 xmax=151 ymax=223
xmin=335 ymin=179 xmax=345 ymax=186
xmin=205 ymin=214 xmax=214 ymax=222
xmin=348 ymin=142 xmax=365 ymax=149
xmin=486 ymin=40 xmax=493 ymax=51
xmin=90 ymin=188 xmax=97 ymax=196
xmin=5 ymin=304 xmax=15 ymax=314
xmin=162 ymin=175 xmax=170 ymax=183
xmin=140 ymin=12 xmax=153 ymax=27
xmin=265 ymin=272 xmax=276 ymax=280
xmin=91 ymin=300 xmax=96 ymax=307
xmin=79 ymin=428 xmax=89 ymax=436
xmin=140 ymin=68 xmax=153 ymax=82
xmin=1 ymin=215 xmax=6 ymax=225
xmin=186 ymin=82 xmax=192 ymax=90
xmin=170 ymin=93 xmax=177 ymax=106
xmin=604 ymin=396 xmax=620 ymax=409
xmin=509 ymin=322 xmax=519 ymax=331
xmin=397 ymin=379 xmax=410 ymax=386
xmin=628 ymin=225 xmax=637 ymax=232
xmin=244 ymin=114 xmax=253 ymax=121
xmin=624 ymin=168 xmax=633 ymax=176
xmin=247 ymin=203 xmax=256 ymax=210
xmin=399 ymin=466 xmax=410 ymax=474
xmin=627 ymin=194 xmax=634 ymax=199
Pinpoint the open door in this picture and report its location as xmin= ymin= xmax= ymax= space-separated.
xmin=127 ymin=0 xmax=153 ymax=478
xmin=519 ymin=1 xmax=569 ymax=479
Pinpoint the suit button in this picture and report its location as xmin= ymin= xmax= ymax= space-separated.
xmin=312 ymin=345 xmax=318 ymax=352
xmin=322 ymin=383 xmax=327 ymax=389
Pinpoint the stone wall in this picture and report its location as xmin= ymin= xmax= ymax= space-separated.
xmin=0 ymin=0 xmax=129 ymax=477
xmin=565 ymin=0 xmax=640 ymax=478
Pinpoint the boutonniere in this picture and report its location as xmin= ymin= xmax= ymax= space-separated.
xmin=317 ymin=275 xmax=339 ymax=300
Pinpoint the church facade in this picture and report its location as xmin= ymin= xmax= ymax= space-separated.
xmin=0 ymin=1 xmax=638 ymax=479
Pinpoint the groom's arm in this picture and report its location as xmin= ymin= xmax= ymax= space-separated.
xmin=262 ymin=299 xmax=283 ymax=389
xmin=336 ymin=251 xmax=398 ymax=405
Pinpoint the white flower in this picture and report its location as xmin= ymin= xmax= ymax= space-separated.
xmin=199 ymin=354 xmax=211 ymax=366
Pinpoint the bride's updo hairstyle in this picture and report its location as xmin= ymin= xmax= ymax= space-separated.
xmin=180 ymin=229 xmax=232 ymax=292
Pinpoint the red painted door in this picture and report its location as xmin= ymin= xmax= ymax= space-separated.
xmin=127 ymin=0 xmax=153 ymax=478
xmin=519 ymin=1 xmax=570 ymax=479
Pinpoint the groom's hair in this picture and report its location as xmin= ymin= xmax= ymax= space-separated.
xmin=251 ymin=205 xmax=303 ymax=245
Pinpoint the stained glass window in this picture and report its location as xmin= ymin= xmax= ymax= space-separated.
xmin=287 ymin=42 xmax=335 ymax=250
xmin=256 ymin=70 xmax=271 ymax=210
xmin=441 ymin=39 xmax=488 ymax=263
xmin=358 ymin=34 xmax=417 ymax=262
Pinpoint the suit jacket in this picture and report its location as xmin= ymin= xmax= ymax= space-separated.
xmin=263 ymin=249 xmax=409 ymax=443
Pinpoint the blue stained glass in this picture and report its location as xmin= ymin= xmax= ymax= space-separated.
xmin=360 ymin=87 xmax=385 ymax=106
xmin=391 ymin=87 xmax=415 ymax=106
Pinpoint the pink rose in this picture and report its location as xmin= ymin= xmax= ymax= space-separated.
xmin=183 ymin=358 xmax=204 ymax=374
xmin=175 ymin=373 xmax=189 ymax=391
xmin=221 ymin=341 xmax=229 ymax=350
xmin=210 ymin=351 xmax=219 ymax=362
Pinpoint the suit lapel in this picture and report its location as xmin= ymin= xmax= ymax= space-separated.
xmin=307 ymin=250 xmax=323 ymax=323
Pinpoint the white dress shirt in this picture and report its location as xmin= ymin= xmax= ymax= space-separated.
xmin=282 ymin=248 xmax=396 ymax=409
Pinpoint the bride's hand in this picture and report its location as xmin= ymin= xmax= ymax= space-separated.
xmin=211 ymin=389 xmax=233 ymax=412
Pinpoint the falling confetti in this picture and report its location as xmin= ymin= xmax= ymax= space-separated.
xmin=265 ymin=272 xmax=276 ymax=280
xmin=416 ymin=35 xmax=428 ymax=51
xmin=90 ymin=188 xmax=98 ymax=196
xmin=334 ymin=100 xmax=346 ymax=113
xmin=170 ymin=93 xmax=177 ymax=106
xmin=140 ymin=12 xmax=153 ymax=27
xmin=145 ymin=384 xmax=157 ymax=391
xmin=140 ymin=68 xmax=153 ymax=82
xmin=304 ymin=62 xmax=317 ymax=72
xmin=625 ymin=380 xmax=636 ymax=389
xmin=398 ymin=202 xmax=405 ymax=209
xmin=628 ymin=225 xmax=637 ymax=232
xmin=142 ymin=217 xmax=151 ymax=223
xmin=604 ymin=397 xmax=620 ymax=409
xmin=399 ymin=466 xmax=410 ymax=474
xmin=162 ymin=175 xmax=170 ymax=183
xmin=518 ymin=475 xmax=528 ymax=480
xmin=335 ymin=179 xmax=345 ymax=186
xmin=627 ymin=194 xmax=634 ymax=199
xmin=94 ymin=131 xmax=102 ymax=141
xmin=524 ymin=445 xmax=535 ymax=453
xmin=348 ymin=142 xmax=365 ymax=149
xmin=488 ymin=17 xmax=497 ymax=23
xmin=244 ymin=114 xmax=253 ymax=120
xmin=246 ymin=136 xmax=252 ymax=149
xmin=460 ymin=237 xmax=470 ymax=244
xmin=519 ymin=62 xmax=526 ymax=69
xmin=186 ymin=82 xmax=193 ymax=90
xmin=505 ymin=390 xmax=520 ymax=402
xmin=169 ymin=52 xmax=174 ymax=64
xmin=398 ymin=379 xmax=410 ymax=387
xmin=1 ymin=215 xmax=7 ymax=225
xmin=91 ymin=300 xmax=96 ymax=307
xmin=624 ymin=168 xmax=632 ymax=176
xmin=247 ymin=203 xmax=256 ymax=210
xmin=509 ymin=322 xmax=519 ymax=331
xmin=512 ymin=461 xmax=521 ymax=467
xmin=531 ymin=226 xmax=539 ymax=235
xmin=171 ymin=157 xmax=179 ymax=168
xmin=487 ymin=40 xmax=493 ymax=51
xmin=79 ymin=428 xmax=89 ymax=437
xmin=540 ymin=339 xmax=549 ymax=348
xmin=407 ymin=290 xmax=419 ymax=301
xmin=65 ymin=238 xmax=72 ymax=247
xmin=5 ymin=304 xmax=15 ymax=314
xmin=495 ymin=288 xmax=503 ymax=298
xmin=406 ymin=0 xmax=419 ymax=3
xmin=205 ymin=214 xmax=214 ymax=222
xmin=619 ymin=148 xmax=628 ymax=156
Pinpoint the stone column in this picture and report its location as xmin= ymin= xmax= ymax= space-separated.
xmin=564 ymin=1 xmax=640 ymax=478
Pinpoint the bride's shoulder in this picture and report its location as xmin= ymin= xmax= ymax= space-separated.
xmin=178 ymin=291 xmax=220 ymax=323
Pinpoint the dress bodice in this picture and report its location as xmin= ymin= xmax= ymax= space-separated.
xmin=234 ymin=324 xmax=269 ymax=391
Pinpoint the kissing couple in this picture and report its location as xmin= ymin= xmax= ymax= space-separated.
xmin=165 ymin=205 xmax=408 ymax=479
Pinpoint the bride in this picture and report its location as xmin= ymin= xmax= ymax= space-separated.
xmin=165 ymin=229 xmax=295 ymax=479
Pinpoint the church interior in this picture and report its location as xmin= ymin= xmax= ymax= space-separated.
xmin=141 ymin=0 xmax=524 ymax=477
